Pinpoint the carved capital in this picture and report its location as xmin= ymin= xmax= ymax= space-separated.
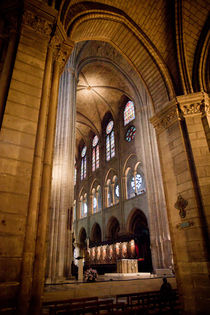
xmin=22 ymin=10 xmax=53 ymax=36
xmin=150 ymin=100 xmax=179 ymax=134
xmin=177 ymin=92 xmax=209 ymax=118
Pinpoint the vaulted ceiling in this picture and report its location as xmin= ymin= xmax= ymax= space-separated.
xmin=75 ymin=45 xmax=136 ymax=152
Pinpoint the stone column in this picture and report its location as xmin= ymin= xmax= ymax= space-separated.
xmin=17 ymin=44 xmax=53 ymax=315
xmin=150 ymin=94 xmax=210 ymax=314
xmin=14 ymin=9 xmax=54 ymax=315
xmin=29 ymin=52 xmax=61 ymax=315
xmin=47 ymin=52 xmax=77 ymax=283
xmin=139 ymin=99 xmax=172 ymax=272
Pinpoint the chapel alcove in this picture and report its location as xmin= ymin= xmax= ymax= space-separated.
xmin=128 ymin=209 xmax=153 ymax=272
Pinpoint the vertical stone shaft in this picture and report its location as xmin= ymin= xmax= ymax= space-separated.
xmin=0 ymin=30 xmax=17 ymax=126
xmin=30 ymin=59 xmax=60 ymax=315
xmin=17 ymin=46 xmax=53 ymax=315
xmin=47 ymin=57 xmax=77 ymax=282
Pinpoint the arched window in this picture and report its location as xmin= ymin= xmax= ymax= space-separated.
xmin=134 ymin=172 xmax=146 ymax=195
xmin=106 ymin=120 xmax=115 ymax=161
xmin=114 ymin=176 xmax=119 ymax=204
xmin=127 ymin=169 xmax=135 ymax=199
xmin=92 ymin=188 xmax=97 ymax=213
xmin=81 ymin=146 xmax=87 ymax=180
xmin=124 ymin=100 xmax=135 ymax=126
xmin=81 ymin=193 xmax=88 ymax=218
xmin=97 ymin=185 xmax=102 ymax=211
xmin=92 ymin=135 xmax=99 ymax=172
xmin=107 ymin=180 xmax=113 ymax=207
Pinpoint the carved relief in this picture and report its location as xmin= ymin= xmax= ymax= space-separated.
xmin=178 ymin=92 xmax=209 ymax=118
xmin=150 ymin=104 xmax=178 ymax=134
xmin=22 ymin=11 xmax=53 ymax=36
xmin=180 ymin=102 xmax=205 ymax=116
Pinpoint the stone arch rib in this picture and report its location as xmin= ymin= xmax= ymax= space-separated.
xmin=60 ymin=3 xmax=175 ymax=111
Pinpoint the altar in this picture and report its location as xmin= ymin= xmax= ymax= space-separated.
xmin=117 ymin=259 xmax=138 ymax=273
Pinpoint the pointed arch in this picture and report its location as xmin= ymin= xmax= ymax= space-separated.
xmin=107 ymin=216 xmax=120 ymax=241
xmin=62 ymin=4 xmax=175 ymax=109
xmin=90 ymin=222 xmax=102 ymax=243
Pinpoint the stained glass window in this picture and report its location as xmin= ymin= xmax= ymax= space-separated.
xmin=81 ymin=146 xmax=87 ymax=157
xmin=81 ymin=146 xmax=87 ymax=180
xmin=125 ymin=126 xmax=136 ymax=142
xmin=106 ymin=136 xmax=110 ymax=161
xmin=81 ymin=194 xmax=88 ymax=218
xmin=111 ymin=131 xmax=115 ymax=158
xmin=97 ymin=186 xmax=102 ymax=211
xmin=96 ymin=145 xmax=99 ymax=168
xmin=127 ymin=170 xmax=135 ymax=199
xmin=106 ymin=121 xmax=115 ymax=161
xmin=92 ymin=135 xmax=99 ymax=147
xmin=93 ymin=197 xmax=97 ymax=213
xmin=106 ymin=120 xmax=113 ymax=134
xmin=124 ymin=101 xmax=135 ymax=126
xmin=92 ymin=135 xmax=99 ymax=171
xmin=128 ymin=171 xmax=145 ymax=199
xmin=92 ymin=149 xmax=95 ymax=172
xmin=114 ymin=177 xmax=119 ymax=204
xmin=107 ymin=181 xmax=113 ymax=207
xmin=115 ymin=185 xmax=119 ymax=198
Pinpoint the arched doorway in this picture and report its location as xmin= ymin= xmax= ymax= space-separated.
xmin=128 ymin=209 xmax=153 ymax=272
xmin=90 ymin=223 xmax=102 ymax=245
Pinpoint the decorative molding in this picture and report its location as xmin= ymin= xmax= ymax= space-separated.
xmin=177 ymin=92 xmax=209 ymax=118
xmin=179 ymin=102 xmax=205 ymax=116
xmin=150 ymin=93 xmax=210 ymax=133
xmin=150 ymin=100 xmax=178 ymax=134
xmin=22 ymin=10 xmax=53 ymax=36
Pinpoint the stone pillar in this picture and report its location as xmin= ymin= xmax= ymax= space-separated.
xmin=150 ymin=93 xmax=210 ymax=314
xmin=47 ymin=52 xmax=77 ymax=283
xmin=17 ymin=44 xmax=53 ymax=315
xmin=29 ymin=54 xmax=61 ymax=315
xmin=0 ymin=8 xmax=54 ymax=314
xmin=139 ymin=98 xmax=172 ymax=272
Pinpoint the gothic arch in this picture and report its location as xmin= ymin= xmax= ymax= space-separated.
xmin=126 ymin=208 xmax=148 ymax=234
xmin=123 ymin=153 xmax=138 ymax=174
xmin=106 ymin=216 xmax=120 ymax=241
xmin=60 ymin=3 xmax=175 ymax=110
xmin=79 ymin=227 xmax=87 ymax=249
xmin=126 ymin=208 xmax=152 ymax=271
xmin=192 ymin=16 xmax=210 ymax=93
xmin=90 ymin=222 xmax=102 ymax=243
